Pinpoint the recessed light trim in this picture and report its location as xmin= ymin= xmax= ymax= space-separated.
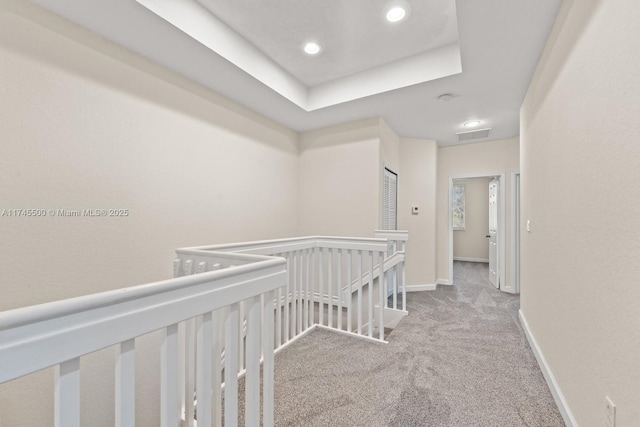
xmin=384 ymin=1 xmax=411 ymax=23
xmin=386 ymin=6 xmax=407 ymax=23
xmin=304 ymin=42 xmax=321 ymax=55
xmin=463 ymin=120 xmax=482 ymax=128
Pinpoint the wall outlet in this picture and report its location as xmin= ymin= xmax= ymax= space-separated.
xmin=605 ymin=396 xmax=616 ymax=427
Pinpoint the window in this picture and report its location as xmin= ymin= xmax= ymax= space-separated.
xmin=452 ymin=184 xmax=465 ymax=230
xmin=383 ymin=167 xmax=397 ymax=230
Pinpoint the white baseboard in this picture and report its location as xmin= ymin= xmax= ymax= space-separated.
xmin=436 ymin=279 xmax=451 ymax=286
xmin=519 ymin=310 xmax=578 ymax=427
xmin=453 ymin=257 xmax=489 ymax=263
xmin=274 ymin=324 xmax=318 ymax=354
xmin=316 ymin=324 xmax=388 ymax=344
xmin=405 ymin=284 xmax=437 ymax=292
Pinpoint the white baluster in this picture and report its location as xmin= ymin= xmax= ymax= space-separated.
xmin=337 ymin=249 xmax=343 ymax=331
xmin=178 ymin=322 xmax=185 ymax=422
xmin=245 ymin=296 xmax=261 ymax=427
xmin=319 ymin=248 xmax=324 ymax=326
xmin=224 ymin=304 xmax=239 ymax=426
xmin=284 ymin=255 xmax=290 ymax=342
xmin=396 ymin=259 xmax=402 ymax=309
xmin=196 ymin=261 xmax=207 ymax=274
xmin=262 ymin=290 xmax=275 ymax=427
xmin=55 ymin=358 xmax=80 ymax=427
xmin=304 ymin=248 xmax=310 ymax=331
xmin=238 ymin=301 xmax=245 ymax=372
xmin=310 ymin=248 xmax=316 ymax=328
xmin=197 ymin=313 xmax=213 ymax=427
xmin=116 ymin=339 xmax=135 ymax=427
xmin=384 ymin=241 xmax=391 ymax=310
xmin=173 ymin=259 xmax=182 ymax=278
xmin=393 ymin=244 xmax=398 ymax=310
xmin=400 ymin=241 xmax=406 ymax=311
xmin=212 ymin=310 xmax=223 ymax=427
xmin=183 ymin=260 xmax=193 ymax=276
xmin=302 ymin=249 xmax=307 ymax=328
xmin=291 ymin=251 xmax=297 ymax=339
xmin=328 ymin=248 xmax=333 ymax=328
xmin=357 ymin=250 xmax=363 ymax=335
xmin=347 ymin=249 xmax=353 ymax=333
xmin=368 ymin=251 xmax=374 ymax=338
xmin=184 ymin=319 xmax=196 ymax=426
xmin=161 ymin=324 xmax=180 ymax=427
xmin=379 ymin=251 xmax=385 ymax=341
xmin=275 ymin=254 xmax=282 ymax=348
xmin=297 ymin=250 xmax=303 ymax=335
xmin=260 ymin=293 xmax=265 ymax=359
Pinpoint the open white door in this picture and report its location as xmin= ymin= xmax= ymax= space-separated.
xmin=488 ymin=178 xmax=499 ymax=288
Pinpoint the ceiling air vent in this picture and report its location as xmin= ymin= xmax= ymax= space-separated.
xmin=456 ymin=128 xmax=491 ymax=142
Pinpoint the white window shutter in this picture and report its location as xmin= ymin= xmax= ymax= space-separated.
xmin=383 ymin=168 xmax=397 ymax=230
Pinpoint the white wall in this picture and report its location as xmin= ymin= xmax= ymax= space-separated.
xmin=0 ymin=3 xmax=298 ymax=426
xmin=379 ymin=119 xmax=401 ymax=227
xmin=453 ymin=177 xmax=491 ymax=261
xmin=398 ymin=138 xmax=438 ymax=286
xmin=299 ymin=121 xmax=438 ymax=288
xmin=437 ymin=138 xmax=519 ymax=285
xmin=298 ymin=118 xmax=381 ymax=237
xmin=520 ymin=0 xmax=640 ymax=424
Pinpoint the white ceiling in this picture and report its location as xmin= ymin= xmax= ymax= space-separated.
xmin=195 ymin=0 xmax=460 ymax=87
xmin=27 ymin=0 xmax=562 ymax=146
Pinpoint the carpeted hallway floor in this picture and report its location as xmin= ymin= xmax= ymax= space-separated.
xmin=272 ymin=261 xmax=565 ymax=426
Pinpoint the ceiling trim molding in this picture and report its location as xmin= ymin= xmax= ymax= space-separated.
xmin=136 ymin=0 xmax=308 ymax=107
xmin=136 ymin=0 xmax=461 ymax=111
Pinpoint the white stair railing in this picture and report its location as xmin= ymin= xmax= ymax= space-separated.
xmin=177 ymin=232 xmax=409 ymax=348
xmin=374 ymin=230 xmax=409 ymax=311
xmin=0 ymin=254 xmax=286 ymax=427
xmin=0 ymin=232 xmax=409 ymax=427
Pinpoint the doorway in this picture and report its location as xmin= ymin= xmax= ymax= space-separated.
xmin=451 ymin=177 xmax=493 ymax=263
xmin=448 ymin=173 xmax=506 ymax=290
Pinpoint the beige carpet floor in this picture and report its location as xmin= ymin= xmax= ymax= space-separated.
xmin=271 ymin=261 xmax=565 ymax=426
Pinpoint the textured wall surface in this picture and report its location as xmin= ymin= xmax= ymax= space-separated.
xmin=298 ymin=119 xmax=381 ymax=237
xmin=379 ymin=118 xmax=401 ymax=228
xmin=9 ymin=0 xmax=640 ymax=425
xmin=0 ymin=4 xmax=298 ymax=426
xmin=520 ymin=0 xmax=640 ymax=424
xmin=398 ymin=138 xmax=438 ymax=286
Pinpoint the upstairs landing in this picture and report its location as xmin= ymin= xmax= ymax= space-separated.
xmin=270 ymin=262 xmax=564 ymax=426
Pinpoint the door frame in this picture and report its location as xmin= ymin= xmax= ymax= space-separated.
xmin=448 ymin=173 xmax=506 ymax=290
xmin=509 ymin=172 xmax=521 ymax=294
xmin=488 ymin=177 xmax=499 ymax=288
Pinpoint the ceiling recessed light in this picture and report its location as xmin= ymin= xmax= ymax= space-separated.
xmin=304 ymin=42 xmax=321 ymax=55
xmin=463 ymin=120 xmax=482 ymax=128
xmin=386 ymin=6 xmax=407 ymax=23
